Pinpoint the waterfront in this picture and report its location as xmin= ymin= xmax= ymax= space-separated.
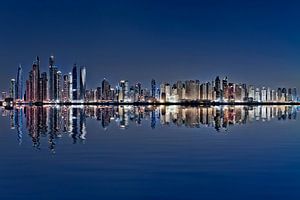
xmin=0 ymin=105 xmax=300 ymax=199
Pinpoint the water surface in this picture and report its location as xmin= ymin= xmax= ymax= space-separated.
xmin=0 ymin=105 xmax=300 ymax=200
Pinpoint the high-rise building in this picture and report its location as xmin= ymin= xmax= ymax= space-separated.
xmin=261 ymin=87 xmax=267 ymax=102
xmin=68 ymin=72 xmax=73 ymax=101
xmin=176 ymin=81 xmax=185 ymax=101
xmin=185 ymin=80 xmax=200 ymax=100
xmin=15 ymin=65 xmax=23 ymax=101
xmin=200 ymin=83 xmax=208 ymax=100
xmin=49 ymin=55 xmax=57 ymax=101
xmin=101 ymin=79 xmax=111 ymax=101
xmin=151 ymin=79 xmax=156 ymax=98
xmin=134 ymin=83 xmax=142 ymax=102
xmin=1 ymin=92 xmax=7 ymax=100
xmin=56 ymin=71 xmax=62 ymax=101
xmin=96 ymin=87 xmax=101 ymax=101
xmin=62 ymin=75 xmax=70 ymax=102
xmin=32 ymin=57 xmax=40 ymax=101
xmin=10 ymin=79 xmax=16 ymax=100
xmin=255 ymin=88 xmax=261 ymax=102
xmin=214 ymin=76 xmax=221 ymax=101
xmin=248 ymin=85 xmax=255 ymax=101
xmin=118 ymin=80 xmax=129 ymax=102
xmin=222 ymin=77 xmax=228 ymax=101
xmin=281 ymin=88 xmax=287 ymax=102
xmin=72 ymin=64 xmax=78 ymax=101
xmin=79 ymin=66 xmax=87 ymax=101
xmin=288 ymin=88 xmax=293 ymax=102
xmin=277 ymin=88 xmax=282 ymax=102
xmin=40 ymin=72 xmax=48 ymax=102
xmin=292 ymin=88 xmax=297 ymax=102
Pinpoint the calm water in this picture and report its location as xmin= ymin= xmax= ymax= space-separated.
xmin=0 ymin=105 xmax=300 ymax=200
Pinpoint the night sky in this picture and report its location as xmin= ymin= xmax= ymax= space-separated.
xmin=0 ymin=0 xmax=300 ymax=91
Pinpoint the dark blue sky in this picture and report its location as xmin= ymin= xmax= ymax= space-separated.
xmin=1 ymin=0 xmax=300 ymax=90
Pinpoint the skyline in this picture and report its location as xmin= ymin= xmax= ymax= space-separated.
xmin=1 ymin=1 xmax=300 ymax=91
xmin=2 ymin=55 xmax=299 ymax=104
xmin=3 ymin=54 xmax=300 ymax=92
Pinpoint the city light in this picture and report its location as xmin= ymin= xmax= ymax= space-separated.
xmin=0 ymin=55 xmax=299 ymax=106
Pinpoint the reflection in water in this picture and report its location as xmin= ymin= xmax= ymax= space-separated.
xmin=1 ymin=106 xmax=299 ymax=152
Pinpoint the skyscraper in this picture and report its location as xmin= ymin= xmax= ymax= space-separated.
xmin=151 ymin=79 xmax=156 ymax=98
xmin=32 ymin=57 xmax=40 ymax=101
xmin=222 ymin=77 xmax=228 ymax=101
xmin=68 ymin=72 xmax=73 ymax=101
xmin=214 ymin=76 xmax=221 ymax=101
xmin=49 ymin=55 xmax=56 ymax=101
xmin=62 ymin=74 xmax=70 ymax=102
xmin=292 ymin=88 xmax=297 ymax=102
xmin=72 ymin=64 xmax=78 ymax=101
xmin=79 ymin=66 xmax=86 ymax=101
xmin=10 ymin=79 xmax=16 ymax=100
xmin=56 ymin=71 xmax=62 ymax=101
xmin=15 ymin=64 xmax=23 ymax=101
xmin=117 ymin=80 xmax=130 ymax=102
xmin=102 ymin=79 xmax=111 ymax=101
xmin=40 ymin=72 xmax=48 ymax=102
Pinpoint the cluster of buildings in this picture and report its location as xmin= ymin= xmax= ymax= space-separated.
xmin=159 ymin=77 xmax=298 ymax=103
xmin=1 ymin=55 xmax=299 ymax=104
xmin=5 ymin=56 xmax=87 ymax=103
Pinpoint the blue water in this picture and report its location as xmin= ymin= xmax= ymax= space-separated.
xmin=0 ymin=106 xmax=300 ymax=200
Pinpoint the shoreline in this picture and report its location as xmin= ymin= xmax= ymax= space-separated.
xmin=3 ymin=101 xmax=300 ymax=107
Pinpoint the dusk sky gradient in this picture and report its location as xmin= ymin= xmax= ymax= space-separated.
xmin=1 ymin=0 xmax=300 ymax=91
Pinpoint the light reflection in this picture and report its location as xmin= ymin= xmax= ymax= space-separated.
xmin=0 ymin=105 xmax=299 ymax=152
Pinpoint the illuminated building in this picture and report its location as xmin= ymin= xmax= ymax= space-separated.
xmin=185 ymin=80 xmax=200 ymax=100
xmin=10 ymin=79 xmax=16 ymax=100
xmin=1 ymin=92 xmax=7 ymax=100
xmin=40 ymin=72 xmax=48 ymax=102
xmin=255 ymin=88 xmax=261 ymax=102
xmin=72 ymin=64 xmax=78 ymax=101
xmin=32 ymin=57 xmax=40 ymax=101
xmin=49 ymin=55 xmax=57 ymax=101
xmin=79 ymin=66 xmax=86 ymax=101
xmin=151 ymin=79 xmax=156 ymax=98
xmin=222 ymin=77 xmax=228 ymax=101
xmin=292 ymin=88 xmax=297 ymax=102
xmin=68 ymin=72 xmax=73 ymax=101
xmin=266 ymin=88 xmax=271 ymax=102
xmin=261 ymin=87 xmax=267 ymax=102
xmin=15 ymin=65 xmax=23 ymax=101
xmin=101 ymin=79 xmax=111 ymax=101
xmin=118 ymin=80 xmax=129 ymax=102
xmin=214 ymin=76 xmax=221 ymax=101
xmin=62 ymin=75 xmax=70 ymax=102
xmin=96 ymin=87 xmax=101 ymax=101
xmin=57 ymin=71 xmax=62 ymax=101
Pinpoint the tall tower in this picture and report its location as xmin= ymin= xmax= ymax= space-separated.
xmin=101 ymin=79 xmax=110 ymax=101
xmin=72 ymin=64 xmax=78 ymax=101
xmin=215 ymin=76 xmax=221 ymax=101
xmin=40 ymin=72 xmax=48 ymax=102
xmin=49 ymin=55 xmax=55 ymax=101
xmin=118 ymin=80 xmax=129 ymax=102
xmin=56 ymin=71 xmax=62 ymax=101
xmin=62 ymin=75 xmax=70 ymax=102
xmin=68 ymin=72 xmax=73 ymax=101
xmin=10 ymin=79 xmax=16 ymax=100
xmin=15 ymin=64 xmax=23 ymax=101
xmin=79 ymin=66 xmax=86 ymax=101
xmin=32 ymin=56 xmax=40 ymax=101
xmin=151 ymin=79 xmax=156 ymax=98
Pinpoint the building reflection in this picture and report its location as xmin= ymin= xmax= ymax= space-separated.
xmin=1 ymin=105 xmax=298 ymax=151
